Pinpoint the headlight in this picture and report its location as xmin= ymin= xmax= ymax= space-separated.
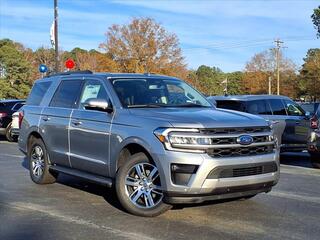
xmin=154 ymin=128 xmax=205 ymax=153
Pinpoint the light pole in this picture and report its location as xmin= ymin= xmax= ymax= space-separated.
xmin=54 ymin=0 xmax=59 ymax=72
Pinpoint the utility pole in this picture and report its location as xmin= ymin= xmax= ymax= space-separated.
xmin=54 ymin=0 xmax=59 ymax=72
xmin=268 ymin=76 xmax=272 ymax=95
xmin=274 ymin=39 xmax=283 ymax=95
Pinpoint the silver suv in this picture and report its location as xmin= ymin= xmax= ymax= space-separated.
xmin=18 ymin=71 xmax=279 ymax=217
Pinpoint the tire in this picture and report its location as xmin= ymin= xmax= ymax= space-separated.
xmin=310 ymin=153 xmax=320 ymax=169
xmin=115 ymin=152 xmax=171 ymax=217
xmin=5 ymin=122 xmax=16 ymax=142
xmin=28 ymin=138 xmax=58 ymax=184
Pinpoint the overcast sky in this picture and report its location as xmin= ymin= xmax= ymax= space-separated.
xmin=1 ymin=0 xmax=319 ymax=71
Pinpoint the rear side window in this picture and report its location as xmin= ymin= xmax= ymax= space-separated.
xmin=27 ymin=81 xmax=52 ymax=106
xmin=0 ymin=102 xmax=15 ymax=110
xmin=216 ymin=100 xmax=245 ymax=111
xmin=246 ymin=100 xmax=272 ymax=115
xmin=268 ymin=99 xmax=287 ymax=115
xmin=50 ymin=80 xmax=82 ymax=108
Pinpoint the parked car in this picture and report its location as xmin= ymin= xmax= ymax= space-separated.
xmin=211 ymin=95 xmax=311 ymax=152
xmin=11 ymin=111 xmax=22 ymax=139
xmin=0 ymin=99 xmax=25 ymax=141
xmin=19 ymin=71 xmax=279 ymax=217
xmin=299 ymin=102 xmax=319 ymax=116
xmin=308 ymin=104 xmax=320 ymax=168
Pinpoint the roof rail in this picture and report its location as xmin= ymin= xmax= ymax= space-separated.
xmin=44 ymin=70 xmax=93 ymax=78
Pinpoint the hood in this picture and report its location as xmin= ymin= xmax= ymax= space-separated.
xmin=129 ymin=107 xmax=268 ymax=128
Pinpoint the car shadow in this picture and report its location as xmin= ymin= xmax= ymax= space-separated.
xmin=280 ymin=152 xmax=313 ymax=168
xmin=21 ymin=156 xmax=125 ymax=212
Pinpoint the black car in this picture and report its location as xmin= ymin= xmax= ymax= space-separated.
xmin=209 ymin=95 xmax=311 ymax=152
xmin=0 ymin=99 xmax=25 ymax=141
xmin=308 ymin=104 xmax=320 ymax=168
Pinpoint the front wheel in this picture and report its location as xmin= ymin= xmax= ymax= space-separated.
xmin=310 ymin=153 xmax=320 ymax=169
xmin=115 ymin=152 xmax=171 ymax=217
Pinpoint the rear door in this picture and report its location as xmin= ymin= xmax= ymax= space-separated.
xmin=41 ymin=79 xmax=83 ymax=167
xmin=283 ymin=99 xmax=309 ymax=145
xmin=69 ymin=78 xmax=113 ymax=176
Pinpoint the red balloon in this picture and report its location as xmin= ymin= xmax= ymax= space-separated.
xmin=65 ymin=59 xmax=75 ymax=69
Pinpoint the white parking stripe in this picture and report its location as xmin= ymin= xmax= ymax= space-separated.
xmin=0 ymin=154 xmax=24 ymax=158
xmin=269 ymin=190 xmax=320 ymax=204
xmin=1 ymin=201 xmax=155 ymax=240
xmin=280 ymin=164 xmax=320 ymax=177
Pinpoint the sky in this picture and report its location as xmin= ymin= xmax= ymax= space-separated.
xmin=0 ymin=0 xmax=319 ymax=72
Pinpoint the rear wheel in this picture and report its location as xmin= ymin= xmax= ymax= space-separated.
xmin=28 ymin=138 xmax=58 ymax=184
xmin=5 ymin=122 xmax=16 ymax=142
xmin=310 ymin=153 xmax=320 ymax=169
xmin=115 ymin=152 xmax=171 ymax=217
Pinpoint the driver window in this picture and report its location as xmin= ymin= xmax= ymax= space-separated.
xmin=80 ymin=80 xmax=109 ymax=109
xmin=284 ymin=100 xmax=304 ymax=116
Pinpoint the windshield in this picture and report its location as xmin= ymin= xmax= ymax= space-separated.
xmin=111 ymin=78 xmax=212 ymax=108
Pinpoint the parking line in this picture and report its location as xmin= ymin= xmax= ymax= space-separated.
xmin=280 ymin=164 xmax=320 ymax=177
xmin=1 ymin=201 xmax=155 ymax=240
xmin=269 ymin=190 xmax=320 ymax=204
xmin=0 ymin=154 xmax=24 ymax=158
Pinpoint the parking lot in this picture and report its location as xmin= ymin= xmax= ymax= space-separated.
xmin=0 ymin=137 xmax=319 ymax=240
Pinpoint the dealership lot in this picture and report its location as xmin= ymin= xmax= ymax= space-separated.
xmin=0 ymin=138 xmax=319 ymax=240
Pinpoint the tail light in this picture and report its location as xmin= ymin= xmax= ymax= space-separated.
xmin=311 ymin=115 xmax=319 ymax=129
xmin=18 ymin=111 xmax=24 ymax=128
xmin=0 ymin=112 xmax=7 ymax=118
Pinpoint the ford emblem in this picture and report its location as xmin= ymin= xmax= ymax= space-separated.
xmin=237 ymin=135 xmax=254 ymax=145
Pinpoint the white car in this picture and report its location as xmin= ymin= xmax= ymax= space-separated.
xmin=10 ymin=111 xmax=20 ymax=140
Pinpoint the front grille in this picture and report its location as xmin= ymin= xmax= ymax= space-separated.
xmin=207 ymin=162 xmax=278 ymax=179
xmin=198 ymin=126 xmax=275 ymax=158
xmin=207 ymin=145 xmax=274 ymax=158
xmin=200 ymin=126 xmax=270 ymax=135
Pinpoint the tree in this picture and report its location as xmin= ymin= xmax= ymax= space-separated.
xmin=312 ymin=6 xmax=320 ymax=38
xmin=299 ymin=48 xmax=320 ymax=101
xmin=243 ymin=50 xmax=298 ymax=98
xmin=99 ymin=17 xmax=187 ymax=79
xmin=225 ymin=71 xmax=244 ymax=95
xmin=0 ymin=39 xmax=33 ymax=99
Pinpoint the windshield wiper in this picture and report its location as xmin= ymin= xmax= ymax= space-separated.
xmin=176 ymin=103 xmax=210 ymax=108
xmin=127 ymin=104 xmax=163 ymax=108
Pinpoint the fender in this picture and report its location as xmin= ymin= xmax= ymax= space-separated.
xmin=109 ymin=136 xmax=165 ymax=182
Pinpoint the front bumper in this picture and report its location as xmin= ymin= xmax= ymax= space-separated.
xmin=157 ymin=150 xmax=279 ymax=204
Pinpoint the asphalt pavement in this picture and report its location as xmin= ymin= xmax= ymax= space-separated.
xmin=0 ymin=137 xmax=319 ymax=240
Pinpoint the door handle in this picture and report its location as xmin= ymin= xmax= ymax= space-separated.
xmin=271 ymin=120 xmax=280 ymax=124
xmin=71 ymin=120 xmax=82 ymax=126
xmin=295 ymin=121 xmax=300 ymax=125
xmin=42 ymin=116 xmax=50 ymax=121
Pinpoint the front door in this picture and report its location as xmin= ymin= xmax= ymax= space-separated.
xmin=69 ymin=79 xmax=113 ymax=176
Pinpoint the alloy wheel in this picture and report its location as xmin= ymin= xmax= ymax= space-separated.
xmin=31 ymin=145 xmax=45 ymax=178
xmin=125 ymin=163 xmax=163 ymax=209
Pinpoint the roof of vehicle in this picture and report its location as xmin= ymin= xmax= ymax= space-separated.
xmin=44 ymin=71 xmax=180 ymax=81
xmin=209 ymin=95 xmax=292 ymax=101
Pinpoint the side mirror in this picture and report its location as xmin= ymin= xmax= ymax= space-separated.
xmin=83 ymin=99 xmax=112 ymax=113
xmin=305 ymin=111 xmax=311 ymax=118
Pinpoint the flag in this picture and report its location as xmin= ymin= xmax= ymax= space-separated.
xmin=50 ymin=21 xmax=55 ymax=48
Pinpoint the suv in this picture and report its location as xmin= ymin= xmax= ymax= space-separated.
xmin=308 ymin=105 xmax=320 ymax=168
xmin=211 ymin=95 xmax=310 ymax=152
xmin=0 ymin=99 xmax=25 ymax=141
xmin=19 ymin=72 xmax=279 ymax=217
